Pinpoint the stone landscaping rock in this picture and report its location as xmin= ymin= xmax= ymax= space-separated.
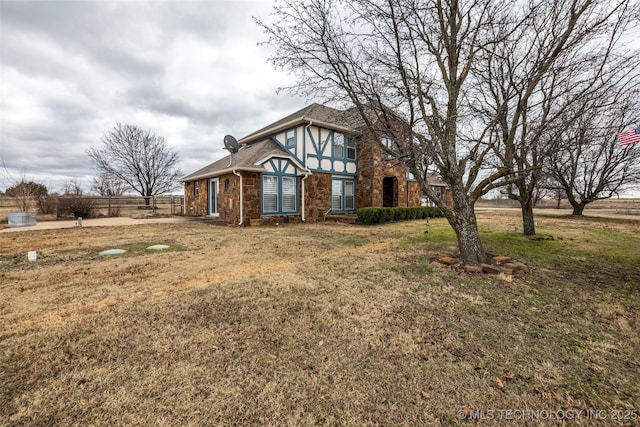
xmin=493 ymin=255 xmax=511 ymax=263
xmin=438 ymin=256 xmax=459 ymax=265
xmin=511 ymin=261 xmax=530 ymax=273
xmin=481 ymin=263 xmax=502 ymax=274
xmin=464 ymin=264 xmax=483 ymax=273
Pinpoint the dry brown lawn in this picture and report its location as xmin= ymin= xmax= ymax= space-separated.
xmin=1 ymin=212 xmax=639 ymax=426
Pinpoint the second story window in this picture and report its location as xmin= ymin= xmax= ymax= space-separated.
xmin=285 ymin=129 xmax=296 ymax=148
xmin=347 ymin=137 xmax=356 ymax=160
xmin=333 ymin=133 xmax=345 ymax=158
xmin=333 ymin=132 xmax=356 ymax=160
xmin=381 ymin=134 xmax=395 ymax=160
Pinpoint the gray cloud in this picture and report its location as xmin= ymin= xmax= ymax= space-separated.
xmin=0 ymin=0 xmax=305 ymax=193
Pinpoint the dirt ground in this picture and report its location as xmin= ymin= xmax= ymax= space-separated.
xmin=1 ymin=211 xmax=638 ymax=425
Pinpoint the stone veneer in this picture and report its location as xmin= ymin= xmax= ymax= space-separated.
xmin=303 ymin=173 xmax=332 ymax=221
xmin=184 ymin=178 xmax=209 ymax=216
xmin=357 ymin=130 xmax=422 ymax=208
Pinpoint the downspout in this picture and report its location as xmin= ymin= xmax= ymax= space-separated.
xmin=301 ymin=119 xmax=314 ymax=222
xmin=301 ymin=172 xmax=310 ymax=222
xmin=232 ymin=170 xmax=243 ymax=225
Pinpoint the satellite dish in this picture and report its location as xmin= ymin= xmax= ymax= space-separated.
xmin=224 ymin=135 xmax=239 ymax=154
xmin=224 ymin=134 xmax=239 ymax=167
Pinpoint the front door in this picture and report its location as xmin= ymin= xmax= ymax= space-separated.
xmin=208 ymin=178 xmax=219 ymax=216
xmin=382 ymin=176 xmax=397 ymax=207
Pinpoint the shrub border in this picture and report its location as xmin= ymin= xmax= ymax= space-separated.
xmin=356 ymin=206 xmax=443 ymax=225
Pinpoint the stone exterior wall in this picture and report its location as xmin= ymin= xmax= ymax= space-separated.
xmin=357 ymin=130 xmax=422 ymax=208
xmin=406 ymin=181 xmax=423 ymax=207
xmin=217 ymin=173 xmax=239 ymax=224
xmin=303 ymin=173 xmax=332 ymax=221
xmin=242 ymin=172 xmax=261 ymax=225
xmin=184 ymin=178 xmax=208 ymax=216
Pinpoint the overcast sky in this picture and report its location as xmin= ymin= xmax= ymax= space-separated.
xmin=0 ymin=0 xmax=306 ymax=193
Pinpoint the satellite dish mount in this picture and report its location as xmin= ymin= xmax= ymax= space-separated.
xmin=224 ymin=135 xmax=239 ymax=167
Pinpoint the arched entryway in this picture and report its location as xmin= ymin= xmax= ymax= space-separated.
xmin=382 ymin=176 xmax=397 ymax=207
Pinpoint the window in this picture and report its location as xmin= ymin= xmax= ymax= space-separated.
xmin=331 ymin=179 xmax=356 ymax=211
xmin=224 ymin=179 xmax=230 ymax=191
xmin=331 ymin=180 xmax=342 ymax=210
xmin=333 ymin=133 xmax=345 ymax=158
xmin=346 ymin=137 xmax=356 ymax=160
xmin=381 ymin=134 xmax=394 ymax=159
xmin=285 ymin=129 xmax=296 ymax=148
xmin=432 ymin=186 xmax=442 ymax=199
xmin=194 ymin=181 xmax=199 ymax=196
xmin=262 ymin=174 xmax=298 ymax=215
xmin=345 ymin=181 xmax=355 ymax=210
xmin=263 ymin=176 xmax=278 ymax=213
xmin=282 ymin=176 xmax=296 ymax=212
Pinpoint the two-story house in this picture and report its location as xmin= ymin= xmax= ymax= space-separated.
xmin=180 ymin=103 xmax=450 ymax=225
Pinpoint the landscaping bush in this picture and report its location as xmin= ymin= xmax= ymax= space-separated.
xmin=57 ymin=196 xmax=96 ymax=219
xmin=356 ymin=206 xmax=443 ymax=224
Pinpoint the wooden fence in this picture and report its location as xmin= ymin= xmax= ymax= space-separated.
xmin=0 ymin=195 xmax=184 ymax=221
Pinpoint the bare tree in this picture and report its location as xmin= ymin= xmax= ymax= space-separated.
xmin=545 ymin=95 xmax=640 ymax=215
xmin=61 ymin=179 xmax=85 ymax=196
xmin=91 ymin=172 xmax=128 ymax=197
xmin=1 ymin=164 xmax=47 ymax=211
xmin=472 ymin=1 xmax=639 ymax=235
xmin=88 ymin=123 xmax=181 ymax=206
xmin=256 ymin=0 xmax=638 ymax=263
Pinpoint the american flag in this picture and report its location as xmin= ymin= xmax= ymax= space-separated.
xmin=618 ymin=126 xmax=640 ymax=146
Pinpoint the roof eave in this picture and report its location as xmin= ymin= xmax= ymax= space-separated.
xmin=180 ymin=166 xmax=266 ymax=182
xmin=255 ymin=153 xmax=308 ymax=173
xmin=238 ymin=117 xmax=355 ymax=145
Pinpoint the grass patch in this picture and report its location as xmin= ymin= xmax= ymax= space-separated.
xmin=1 ymin=214 xmax=638 ymax=425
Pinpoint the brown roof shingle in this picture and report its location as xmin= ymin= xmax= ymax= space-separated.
xmin=239 ymin=103 xmax=371 ymax=144
xmin=180 ymin=139 xmax=290 ymax=181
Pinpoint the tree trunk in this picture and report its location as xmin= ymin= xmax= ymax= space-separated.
xmin=446 ymin=197 xmax=487 ymax=265
xmin=572 ymin=202 xmax=586 ymax=216
xmin=521 ymin=199 xmax=536 ymax=235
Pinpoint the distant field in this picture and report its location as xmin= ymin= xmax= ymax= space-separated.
xmin=476 ymin=197 xmax=640 ymax=210
xmin=1 ymin=210 xmax=638 ymax=425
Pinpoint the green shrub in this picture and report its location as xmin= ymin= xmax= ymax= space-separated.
xmin=356 ymin=206 xmax=443 ymax=224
